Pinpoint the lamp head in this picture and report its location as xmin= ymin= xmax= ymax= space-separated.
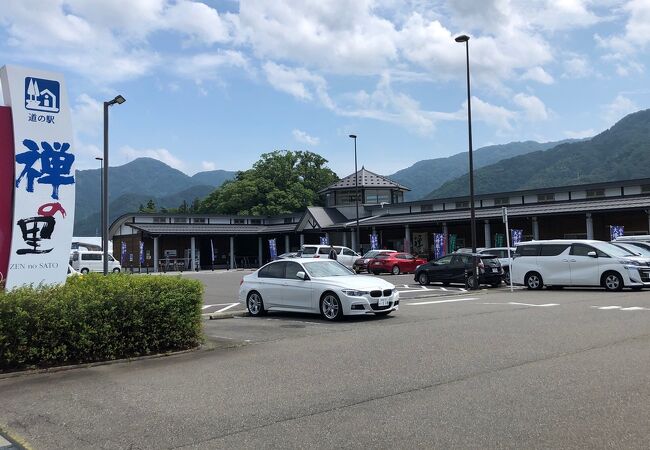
xmin=95 ymin=157 xmax=103 ymax=161
xmin=114 ymin=95 xmax=126 ymax=104
xmin=455 ymin=35 xmax=470 ymax=43
xmin=348 ymin=134 xmax=357 ymax=139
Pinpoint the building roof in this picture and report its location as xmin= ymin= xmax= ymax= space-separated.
xmin=353 ymin=196 xmax=650 ymax=227
xmin=128 ymin=222 xmax=298 ymax=236
xmin=318 ymin=167 xmax=410 ymax=193
xmin=296 ymin=207 xmax=349 ymax=231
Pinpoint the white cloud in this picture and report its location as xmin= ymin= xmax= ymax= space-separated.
xmin=263 ymin=62 xmax=334 ymax=108
xmin=163 ymin=0 xmax=233 ymax=45
xmin=201 ymin=161 xmax=216 ymax=171
xmin=292 ymin=129 xmax=320 ymax=146
xmin=513 ymin=93 xmax=549 ymax=121
xmin=71 ymin=94 xmax=102 ymax=138
xmin=522 ymin=67 xmax=554 ymax=84
xmin=596 ymin=0 xmax=650 ymax=72
xmin=468 ymin=96 xmax=517 ymax=130
xmin=564 ymin=128 xmax=596 ymax=139
xmin=562 ymin=54 xmax=593 ymax=78
xmin=175 ymin=50 xmax=251 ymax=83
xmin=602 ymin=94 xmax=638 ymax=124
xmin=120 ymin=146 xmax=187 ymax=172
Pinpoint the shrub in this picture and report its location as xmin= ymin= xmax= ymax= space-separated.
xmin=0 ymin=274 xmax=203 ymax=371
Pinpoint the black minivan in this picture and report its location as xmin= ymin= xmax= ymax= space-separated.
xmin=414 ymin=253 xmax=503 ymax=287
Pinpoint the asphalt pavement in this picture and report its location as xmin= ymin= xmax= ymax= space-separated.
xmin=1 ymin=286 xmax=650 ymax=448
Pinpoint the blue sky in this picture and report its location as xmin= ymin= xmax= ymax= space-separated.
xmin=1 ymin=0 xmax=649 ymax=177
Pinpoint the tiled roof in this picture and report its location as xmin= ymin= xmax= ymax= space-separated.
xmin=341 ymin=196 xmax=650 ymax=227
xmin=128 ymin=222 xmax=298 ymax=235
xmin=319 ymin=167 xmax=410 ymax=193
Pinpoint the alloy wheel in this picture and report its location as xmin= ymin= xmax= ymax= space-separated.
xmin=321 ymin=294 xmax=340 ymax=320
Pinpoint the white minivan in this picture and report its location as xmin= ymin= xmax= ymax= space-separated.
xmin=511 ymin=239 xmax=650 ymax=291
xmin=71 ymin=250 xmax=122 ymax=274
xmin=300 ymin=245 xmax=360 ymax=270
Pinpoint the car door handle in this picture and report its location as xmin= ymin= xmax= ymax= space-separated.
xmin=569 ymin=259 xmax=576 ymax=262
xmin=562 ymin=259 xmax=569 ymax=262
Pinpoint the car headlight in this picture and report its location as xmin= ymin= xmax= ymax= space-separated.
xmin=342 ymin=289 xmax=370 ymax=297
xmin=620 ymin=259 xmax=641 ymax=266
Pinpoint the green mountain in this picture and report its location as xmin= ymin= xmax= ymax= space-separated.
xmin=73 ymin=158 xmax=236 ymax=235
xmin=387 ymin=140 xmax=573 ymax=200
xmin=426 ymin=108 xmax=650 ymax=199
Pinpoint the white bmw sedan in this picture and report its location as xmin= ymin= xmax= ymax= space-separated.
xmin=239 ymin=258 xmax=399 ymax=321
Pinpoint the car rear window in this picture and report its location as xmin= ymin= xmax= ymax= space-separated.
xmin=376 ymin=254 xmax=390 ymax=259
xmin=302 ymin=247 xmax=316 ymax=255
xmin=515 ymin=245 xmax=540 ymax=257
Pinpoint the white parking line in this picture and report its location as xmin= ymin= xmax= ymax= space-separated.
xmin=202 ymin=303 xmax=238 ymax=310
xmin=215 ymin=303 xmax=240 ymax=313
xmin=483 ymin=302 xmax=559 ymax=307
xmin=406 ymin=297 xmax=479 ymax=306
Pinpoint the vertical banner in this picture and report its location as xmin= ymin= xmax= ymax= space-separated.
xmin=320 ymin=236 xmax=329 ymax=245
xmin=1 ymin=65 xmax=75 ymax=290
xmin=448 ymin=234 xmax=457 ymax=253
xmin=610 ymin=225 xmax=624 ymax=241
xmin=210 ymin=239 xmax=215 ymax=262
xmin=0 ymin=107 xmax=14 ymax=285
xmin=494 ymin=233 xmax=504 ymax=247
xmin=433 ymin=233 xmax=445 ymax=259
xmin=121 ymin=241 xmax=127 ymax=265
xmin=511 ymin=229 xmax=523 ymax=245
xmin=404 ymin=239 xmax=410 ymax=253
xmin=268 ymin=238 xmax=277 ymax=260
xmin=370 ymin=233 xmax=379 ymax=250
xmin=139 ymin=240 xmax=144 ymax=265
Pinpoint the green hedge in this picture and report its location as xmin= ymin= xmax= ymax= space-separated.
xmin=0 ymin=274 xmax=203 ymax=371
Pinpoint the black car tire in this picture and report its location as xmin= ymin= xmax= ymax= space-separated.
xmin=503 ymin=269 xmax=510 ymax=284
xmin=80 ymin=268 xmax=89 ymax=274
xmin=372 ymin=270 xmax=380 ymax=275
xmin=417 ymin=272 xmax=429 ymax=285
xmin=602 ymin=271 xmax=623 ymax=292
xmin=246 ymin=291 xmax=266 ymax=317
xmin=525 ymin=272 xmax=543 ymax=290
xmin=466 ymin=275 xmax=478 ymax=289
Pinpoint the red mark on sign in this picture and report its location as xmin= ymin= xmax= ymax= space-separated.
xmin=38 ymin=202 xmax=66 ymax=218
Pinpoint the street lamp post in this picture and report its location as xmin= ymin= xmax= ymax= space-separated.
xmin=95 ymin=157 xmax=103 ymax=245
xmin=103 ymin=95 xmax=126 ymax=275
xmin=455 ymin=34 xmax=479 ymax=289
xmin=349 ymin=134 xmax=360 ymax=253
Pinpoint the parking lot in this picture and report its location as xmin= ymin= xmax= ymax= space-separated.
xmin=177 ymin=269 xmax=478 ymax=317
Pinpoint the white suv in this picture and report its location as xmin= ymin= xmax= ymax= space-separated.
xmin=511 ymin=239 xmax=650 ymax=291
xmin=300 ymin=245 xmax=360 ymax=270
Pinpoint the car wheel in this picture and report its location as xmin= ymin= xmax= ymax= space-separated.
xmin=503 ymin=269 xmax=510 ymax=284
xmin=80 ymin=268 xmax=89 ymax=274
xmin=602 ymin=271 xmax=623 ymax=292
xmin=320 ymin=292 xmax=343 ymax=321
xmin=391 ymin=265 xmax=401 ymax=275
xmin=490 ymin=282 xmax=501 ymax=288
xmin=525 ymin=272 xmax=543 ymax=290
xmin=246 ymin=291 xmax=266 ymax=316
xmin=112 ymin=268 xmax=120 ymax=273
xmin=417 ymin=272 xmax=429 ymax=285
xmin=372 ymin=270 xmax=380 ymax=275
xmin=466 ymin=275 xmax=478 ymax=289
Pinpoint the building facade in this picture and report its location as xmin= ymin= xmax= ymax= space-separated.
xmin=108 ymin=169 xmax=650 ymax=272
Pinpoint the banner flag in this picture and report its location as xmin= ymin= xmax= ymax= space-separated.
xmin=433 ymin=233 xmax=445 ymax=259
xmin=511 ymin=229 xmax=523 ymax=246
xmin=139 ymin=241 xmax=144 ymax=265
xmin=210 ymin=239 xmax=215 ymax=262
xmin=448 ymin=234 xmax=457 ymax=253
xmin=320 ymin=236 xmax=329 ymax=245
xmin=610 ymin=225 xmax=624 ymax=241
xmin=121 ymin=241 xmax=127 ymax=264
xmin=370 ymin=233 xmax=379 ymax=250
xmin=269 ymin=238 xmax=277 ymax=260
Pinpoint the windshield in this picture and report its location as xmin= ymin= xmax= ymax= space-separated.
xmin=301 ymin=247 xmax=317 ymax=255
xmin=614 ymin=243 xmax=650 ymax=257
xmin=592 ymin=242 xmax=638 ymax=258
xmin=304 ymin=260 xmax=354 ymax=277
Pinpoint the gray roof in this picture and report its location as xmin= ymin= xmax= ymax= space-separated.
xmin=319 ymin=167 xmax=410 ymax=193
xmin=128 ymin=222 xmax=298 ymax=235
xmin=296 ymin=207 xmax=349 ymax=231
xmin=347 ymin=196 xmax=650 ymax=227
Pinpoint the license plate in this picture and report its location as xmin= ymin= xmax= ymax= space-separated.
xmin=374 ymin=262 xmax=381 ymax=265
xmin=492 ymin=268 xmax=498 ymax=273
xmin=378 ymin=298 xmax=389 ymax=307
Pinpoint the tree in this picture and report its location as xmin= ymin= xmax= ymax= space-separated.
xmin=200 ymin=150 xmax=338 ymax=215
xmin=139 ymin=199 xmax=156 ymax=213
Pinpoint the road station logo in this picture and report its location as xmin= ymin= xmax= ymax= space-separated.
xmin=25 ymin=77 xmax=60 ymax=113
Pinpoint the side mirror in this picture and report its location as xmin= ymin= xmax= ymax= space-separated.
xmin=587 ymin=251 xmax=598 ymax=258
xmin=296 ymin=271 xmax=308 ymax=280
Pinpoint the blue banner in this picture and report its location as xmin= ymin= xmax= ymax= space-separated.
xmin=139 ymin=241 xmax=144 ymax=265
xmin=320 ymin=236 xmax=329 ymax=245
xmin=511 ymin=229 xmax=523 ymax=245
xmin=269 ymin=238 xmax=277 ymax=260
xmin=610 ymin=225 xmax=624 ymax=240
xmin=433 ymin=233 xmax=445 ymax=259
xmin=370 ymin=233 xmax=379 ymax=250
xmin=121 ymin=241 xmax=127 ymax=264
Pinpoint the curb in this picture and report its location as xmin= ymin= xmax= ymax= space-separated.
xmin=205 ymin=310 xmax=249 ymax=320
xmin=0 ymin=425 xmax=31 ymax=450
